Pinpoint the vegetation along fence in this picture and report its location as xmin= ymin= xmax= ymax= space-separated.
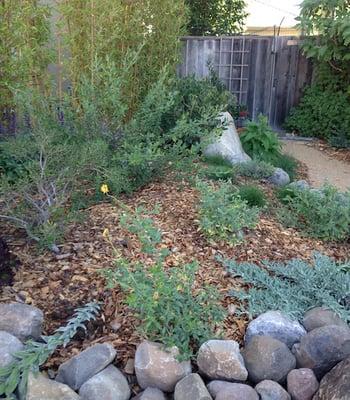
xmin=178 ymin=36 xmax=314 ymax=130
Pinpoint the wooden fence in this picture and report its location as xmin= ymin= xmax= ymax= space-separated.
xmin=178 ymin=36 xmax=313 ymax=130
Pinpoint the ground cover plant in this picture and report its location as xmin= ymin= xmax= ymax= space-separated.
xmin=238 ymin=185 xmax=267 ymax=208
xmin=234 ymin=160 xmax=275 ymax=180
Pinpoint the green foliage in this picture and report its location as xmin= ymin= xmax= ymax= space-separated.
xmin=0 ymin=302 xmax=100 ymax=399
xmin=278 ymin=184 xmax=350 ymax=241
xmin=273 ymin=154 xmax=299 ymax=181
xmin=240 ymin=115 xmax=282 ymax=163
xmin=234 ymin=160 xmax=275 ymax=180
xmin=103 ymin=210 xmax=224 ymax=360
xmin=238 ymin=185 xmax=267 ymax=208
xmin=203 ymin=164 xmax=236 ymax=182
xmin=197 ymin=180 xmax=259 ymax=244
xmin=220 ymin=254 xmax=350 ymax=322
xmin=186 ymin=0 xmax=247 ymax=35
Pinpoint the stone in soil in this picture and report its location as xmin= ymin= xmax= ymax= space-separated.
xmin=215 ymin=383 xmax=259 ymax=400
xmin=197 ymin=340 xmax=247 ymax=382
xmin=255 ymin=380 xmax=291 ymax=400
xmin=56 ymin=343 xmax=116 ymax=390
xmin=174 ymin=373 xmax=212 ymax=400
xmin=245 ymin=311 xmax=306 ymax=348
xmin=287 ymin=369 xmax=319 ymax=400
xmin=312 ymin=357 xmax=350 ymax=400
xmin=268 ymin=168 xmax=290 ymax=186
xmin=0 ymin=302 xmax=43 ymax=341
xmin=292 ymin=325 xmax=350 ymax=379
xmin=26 ymin=372 xmax=80 ymax=400
xmin=134 ymin=341 xmax=191 ymax=392
xmin=0 ymin=330 xmax=24 ymax=368
xmin=302 ymin=308 xmax=348 ymax=332
xmin=243 ymin=336 xmax=296 ymax=384
xmin=78 ymin=365 xmax=130 ymax=400
xmin=132 ymin=387 xmax=166 ymax=400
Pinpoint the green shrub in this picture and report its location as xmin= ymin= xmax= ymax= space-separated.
xmin=238 ymin=185 xmax=267 ymax=208
xmin=240 ymin=115 xmax=282 ymax=163
xmin=274 ymin=154 xmax=298 ymax=181
xmin=203 ymin=164 xmax=236 ymax=182
xmin=197 ymin=180 xmax=259 ymax=244
xmin=220 ymin=254 xmax=350 ymax=322
xmin=203 ymin=155 xmax=234 ymax=168
xmin=235 ymin=160 xmax=275 ymax=180
xmin=278 ymin=184 xmax=350 ymax=241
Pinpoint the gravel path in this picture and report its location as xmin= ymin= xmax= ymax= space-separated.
xmin=282 ymin=140 xmax=350 ymax=191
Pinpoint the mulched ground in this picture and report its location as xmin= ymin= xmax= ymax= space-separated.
xmin=0 ymin=164 xmax=349 ymax=378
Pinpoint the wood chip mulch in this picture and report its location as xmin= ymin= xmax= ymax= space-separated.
xmin=307 ymin=139 xmax=350 ymax=164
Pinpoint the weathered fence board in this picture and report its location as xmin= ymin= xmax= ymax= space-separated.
xmin=178 ymin=36 xmax=313 ymax=130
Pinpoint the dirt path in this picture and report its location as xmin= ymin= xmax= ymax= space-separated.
xmin=282 ymin=140 xmax=350 ymax=191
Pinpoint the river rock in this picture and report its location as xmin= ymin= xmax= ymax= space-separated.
xmin=245 ymin=311 xmax=306 ymax=348
xmin=0 ymin=303 xmax=43 ymax=341
xmin=207 ymin=381 xmax=239 ymax=398
xmin=313 ymin=357 xmax=350 ymax=400
xmin=135 ymin=341 xmax=191 ymax=392
xmin=243 ymin=336 xmax=296 ymax=383
xmin=79 ymin=365 xmax=130 ymax=400
xmin=56 ymin=343 xmax=116 ymax=390
xmin=197 ymin=340 xmax=247 ymax=382
xmin=204 ymin=112 xmax=251 ymax=165
xmin=132 ymin=387 xmax=166 ymax=400
xmin=302 ymin=308 xmax=348 ymax=332
xmin=215 ymin=384 xmax=259 ymax=400
xmin=0 ymin=331 xmax=24 ymax=368
xmin=287 ymin=369 xmax=319 ymax=400
xmin=292 ymin=325 xmax=350 ymax=379
xmin=26 ymin=372 xmax=80 ymax=400
xmin=289 ymin=180 xmax=309 ymax=191
xmin=268 ymin=168 xmax=290 ymax=186
xmin=174 ymin=373 xmax=212 ymax=400
xmin=255 ymin=380 xmax=291 ymax=400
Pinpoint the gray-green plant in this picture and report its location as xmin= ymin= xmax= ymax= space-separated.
xmin=197 ymin=180 xmax=259 ymax=244
xmin=234 ymin=160 xmax=275 ymax=180
xmin=220 ymin=254 xmax=350 ymax=322
xmin=0 ymin=302 xmax=100 ymax=399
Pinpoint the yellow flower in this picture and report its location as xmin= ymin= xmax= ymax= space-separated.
xmin=100 ymin=184 xmax=109 ymax=194
xmin=102 ymin=228 xmax=110 ymax=238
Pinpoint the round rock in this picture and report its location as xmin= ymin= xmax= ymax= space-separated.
xmin=287 ymin=369 xmax=319 ymax=400
xmin=255 ymin=380 xmax=291 ymax=400
xmin=135 ymin=341 xmax=191 ymax=392
xmin=215 ymin=384 xmax=259 ymax=400
xmin=132 ymin=387 xmax=166 ymax=400
xmin=302 ymin=308 xmax=348 ymax=332
xmin=197 ymin=340 xmax=247 ymax=382
xmin=245 ymin=311 xmax=306 ymax=348
xmin=243 ymin=336 xmax=296 ymax=384
xmin=174 ymin=373 xmax=211 ymax=400
xmin=0 ymin=330 xmax=24 ymax=368
xmin=268 ymin=168 xmax=290 ymax=186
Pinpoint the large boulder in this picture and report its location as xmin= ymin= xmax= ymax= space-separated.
xmin=134 ymin=341 xmax=191 ymax=392
xmin=26 ymin=372 xmax=80 ymax=400
xmin=243 ymin=336 xmax=296 ymax=384
xmin=197 ymin=340 xmax=247 ymax=382
xmin=287 ymin=369 xmax=319 ymax=400
xmin=0 ymin=331 xmax=24 ymax=368
xmin=132 ymin=388 xmax=166 ymax=400
xmin=56 ymin=343 xmax=116 ymax=390
xmin=292 ymin=325 xmax=350 ymax=379
xmin=215 ymin=384 xmax=259 ymax=400
xmin=245 ymin=311 xmax=306 ymax=348
xmin=268 ymin=168 xmax=290 ymax=186
xmin=79 ymin=365 xmax=130 ymax=400
xmin=174 ymin=373 xmax=212 ymax=400
xmin=204 ymin=112 xmax=251 ymax=165
xmin=255 ymin=380 xmax=291 ymax=400
xmin=302 ymin=308 xmax=348 ymax=332
xmin=0 ymin=303 xmax=43 ymax=341
xmin=313 ymin=357 xmax=350 ymax=400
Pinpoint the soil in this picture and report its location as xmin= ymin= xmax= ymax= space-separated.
xmin=0 ymin=237 xmax=18 ymax=287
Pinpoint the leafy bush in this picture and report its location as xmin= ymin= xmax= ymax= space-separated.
xmin=220 ymin=254 xmax=350 ymax=322
xmin=203 ymin=164 xmax=236 ymax=182
xmin=235 ymin=160 xmax=275 ymax=180
xmin=240 ymin=115 xmax=281 ymax=163
xmin=273 ymin=154 xmax=298 ymax=181
xmin=278 ymin=184 xmax=350 ymax=241
xmin=197 ymin=180 xmax=259 ymax=244
xmin=238 ymin=185 xmax=267 ymax=208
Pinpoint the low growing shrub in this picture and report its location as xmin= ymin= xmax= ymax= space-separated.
xmin=203 ymin=164 xmax=236 ymax=182
xmin=273 ymin=154 xmax=298 ymax=181
xmin=238 ymin=185 xmax=267 ymax=208
xmin=220 ymin=254 xmax=350 ymax=322
xmin=197 ymin=180 xmax=259 ymax=244
xmin=235 ymin=160 xmax=275 ymax=180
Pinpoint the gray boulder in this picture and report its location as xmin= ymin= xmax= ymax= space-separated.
xmin=243 ymin=336 xmax=296 ymax=384
xmin=204 ymin=112 xmax=251 ymax=165
xmin=207 ymin=381 xmax=239 ymax=398
xmin=245 ymin=311 xmax=306 ymax=348
xmin=56 ymin=343 xmax=116 ymax=390
xmin=287 ymin=369 xmax=319 ymax=400
xmin=26 ymin=372 xmax=80 ymax=400
xmin=197 ymin=340 xmax=247 ymax=382
xmin=79 ymin=365 xmax=130 ymax=400
xmin=174 ymin=373 xmax=212 ymax=400
xmin=0 ymin=331 xmax=24 ymax=368
xmin=132 ymin=388 xmax=166 ymax=400
xmin=268 ymin=168 xmax=290 ymax=186
xmin=289 ymin=180 xmax=309 ymax=191
xmin=313 ymin=357 xmax=350 ymax=400
xmin=0 ymin=303 xmax=43 ymax=341
xmin=215 ymin=384 xmax=259 ymax=400
xmin=292 ymin=325 xmax=350 ymax=379
xmin=302 ymin=308 xmax=348 ymax=332
xmin=135 ymin=341 xmax=191 ymax=392
xmin=255 ymin=380 xmax=291 ymax=400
